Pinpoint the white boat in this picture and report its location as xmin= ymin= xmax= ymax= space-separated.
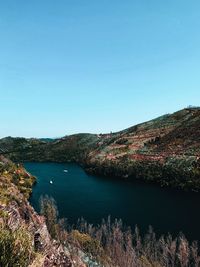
xmin=49 ymin=180 xmax=53 ymax=184
xmin=63 ymin=170 xmax=68 ymax=173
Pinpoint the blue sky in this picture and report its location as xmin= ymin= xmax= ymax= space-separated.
xmin=0 ymin=0 xmax=200 ymax=138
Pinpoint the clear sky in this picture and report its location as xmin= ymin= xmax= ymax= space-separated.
xmin=0 ymin=0 xmax=200 ymax=138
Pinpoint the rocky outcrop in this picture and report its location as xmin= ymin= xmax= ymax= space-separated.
xmin=0 ymin=156 xmax=87 ymax=267
xmin=0 ymin=203 xmax=72 ymax=266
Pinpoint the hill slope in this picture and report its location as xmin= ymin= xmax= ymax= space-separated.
xmin=0 ymin=107 xmax=200 ymax=191
xmin=85 ymin=108 xmax=200 ymax=190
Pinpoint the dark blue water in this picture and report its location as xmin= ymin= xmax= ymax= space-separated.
xmin=25 ymin=162 xmax=200 ymax=241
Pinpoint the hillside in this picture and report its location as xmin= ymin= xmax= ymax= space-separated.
xmin=0 ymin=134 xmax=99 ymax=162
xmin=0 ymin=155 xmax=83 ymax=266
xmin=0 ymin=107 xmax=200 ymax=191
xmin=85 ymin=108 xmax=200 ymax=190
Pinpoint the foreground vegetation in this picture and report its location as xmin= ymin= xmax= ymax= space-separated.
xmin=0 ymin=157 xmax=73 ymax=267
xmin=0 ymin=222 xmax=35 ymax=267
xmin=1 ymin=181 xmax=200 ymax=267
xmin=40 ymin=195 xmax=200 ymax=267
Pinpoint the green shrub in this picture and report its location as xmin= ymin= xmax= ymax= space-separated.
xmin=0 ymin=223 xmax=34 ymax=267
xmin=70 ymin=230 xmax=101 ymax=256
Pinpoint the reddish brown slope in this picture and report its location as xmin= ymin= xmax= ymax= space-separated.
xmin=85 ymin=108 xmax=200 ymax=191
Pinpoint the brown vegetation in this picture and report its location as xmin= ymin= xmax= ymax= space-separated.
xmin=40 ymin=196 xmax=200 ymax=267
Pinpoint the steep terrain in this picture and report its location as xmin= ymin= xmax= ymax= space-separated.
xmin=0 ymin=155 xmax=87 ymax=267
xmin=0 ymin=107 xmax=200 ymax=191
xmin=85 ymin=108 xmax=200 ymax=190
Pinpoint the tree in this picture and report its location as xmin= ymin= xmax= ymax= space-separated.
xmin=40 ymin=195 xmax=58 ymax=239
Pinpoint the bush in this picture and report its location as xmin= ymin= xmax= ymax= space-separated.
xmin=0 ymin=223 xmax=34 ymax=267
xmin=70 ymin=230 xmax=102 ymax=256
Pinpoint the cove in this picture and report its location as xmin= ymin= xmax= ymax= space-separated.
xmin=25 ymin=162 xmax=200 ymax=242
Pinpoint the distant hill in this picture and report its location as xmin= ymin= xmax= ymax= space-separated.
xmin=1 ymin=107 xmax=200 ymax=191
xmin=38 ymin=138 xmax=57 ymax=142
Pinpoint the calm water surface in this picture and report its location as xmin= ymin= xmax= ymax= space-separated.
xmin=25 ymin=162 xmax=200 ymax=241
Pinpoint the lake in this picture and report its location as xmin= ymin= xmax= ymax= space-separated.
xmin=25 ymin=162 xmax=200 ymax=242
